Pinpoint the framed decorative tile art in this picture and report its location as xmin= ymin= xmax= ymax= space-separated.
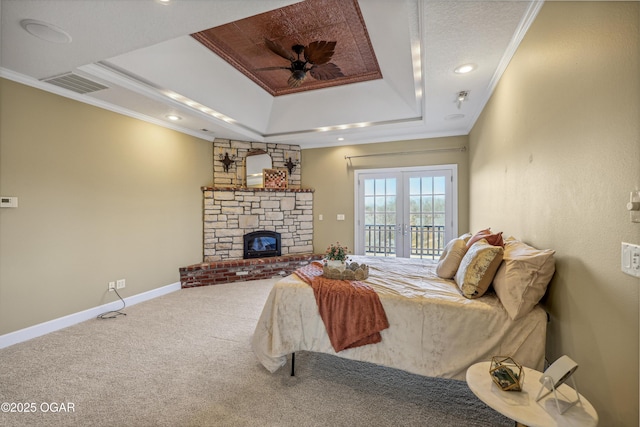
xmin=263 ymin=168 xmax=288 ymax=189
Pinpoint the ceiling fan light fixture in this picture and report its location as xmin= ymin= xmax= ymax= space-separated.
xmin=454 ymin=63 xmax=476 ymax=74
xmin=456 ymin=90 xmax=469 ymax=109
xmin=260 ymin=38 xmax=344 ymax=89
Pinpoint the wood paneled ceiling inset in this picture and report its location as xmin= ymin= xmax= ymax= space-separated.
xmin=191 ymin=0 xmax=382 ymax=96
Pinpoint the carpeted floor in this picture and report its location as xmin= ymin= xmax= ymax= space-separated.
xmin=0 ymin=278 xmax=512 ymax=426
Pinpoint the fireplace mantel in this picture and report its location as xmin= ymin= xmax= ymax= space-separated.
xmin=202 ymin=186 xmax=314 ymax=193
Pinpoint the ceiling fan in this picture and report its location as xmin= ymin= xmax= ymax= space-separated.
xmin=257 ymin=38 xmax=344 ymax=88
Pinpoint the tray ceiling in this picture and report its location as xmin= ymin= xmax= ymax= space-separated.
xmin=0 ymin=0 xmax=543 ymax=148
xmin=192 ymin=0 xmax=381 ymax=96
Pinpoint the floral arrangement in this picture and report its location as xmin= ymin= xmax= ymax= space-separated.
xmin=324 ymin=242 xmax=350 ymax=262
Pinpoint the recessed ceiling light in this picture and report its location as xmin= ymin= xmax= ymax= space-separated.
xmin=166 ymin=114 xmax=182 ymax=121
xmin=155 ymin=0 xmax=172 ymax=5
xmin=337 ymin=137 xmax=345 ymax=141
xmin=20 ymin=19 xmax=72 ymax=44
xmin=454 ymin=64 xmax=476 ymax=74
xmin=445 ymin=114 xmax=465 ymax=120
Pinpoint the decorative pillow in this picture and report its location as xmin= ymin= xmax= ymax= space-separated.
xmin=493 ymin=237 xmax=556 ymax=320
xmin=466 ymin=229 xmax=504 ymax=248
xmin=436 ymin=233 xmax=472 ymax=279
xmin=455 ymin=240 xmax=504 ymax=299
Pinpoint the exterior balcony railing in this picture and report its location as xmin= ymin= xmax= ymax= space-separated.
xmin=364 ymin=224 xmax=446 ymax=259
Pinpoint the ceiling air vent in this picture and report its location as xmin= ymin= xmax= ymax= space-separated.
xmin=41 ymin=72 xmax=108 ymax=94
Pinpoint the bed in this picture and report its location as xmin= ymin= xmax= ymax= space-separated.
xmin=252 ymin=253 xmax=549 ymax=381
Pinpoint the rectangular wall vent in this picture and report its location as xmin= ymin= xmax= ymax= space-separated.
xmin=41 ymin=72 xmax=108 ymax=94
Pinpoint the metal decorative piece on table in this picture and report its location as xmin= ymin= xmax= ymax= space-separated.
xmin=490 ymin=356 xmax=524 ymax=392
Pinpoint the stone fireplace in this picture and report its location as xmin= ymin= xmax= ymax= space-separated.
xmin=179 ymin=139 xmax=319 ymax=288
xmin=202 ymin=186 xmax=314 ymax=262
xmin=203 ymin=139 xmax=314 ymax=263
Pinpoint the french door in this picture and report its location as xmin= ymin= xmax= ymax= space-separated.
xmin=354 ymin=165 xmax=457 ymax=259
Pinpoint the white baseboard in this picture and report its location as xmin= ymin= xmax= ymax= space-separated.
xmin=0 ymin=282 xmax=181 ymax=349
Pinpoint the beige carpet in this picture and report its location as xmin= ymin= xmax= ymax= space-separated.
xmin=0 ymin=278 xmax=512 ymax=427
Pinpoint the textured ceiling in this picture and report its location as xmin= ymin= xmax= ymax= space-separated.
xmin=191 ymin=0 xmax=381 ymax=96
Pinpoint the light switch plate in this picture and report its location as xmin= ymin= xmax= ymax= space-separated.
xmin=621 ymin=242 xmax=640 ymax=278
xmin=630 ymin=191 xmax=640 ymax=223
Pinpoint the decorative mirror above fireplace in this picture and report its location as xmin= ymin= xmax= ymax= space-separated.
xmin=245 ymin=149 xmax=272 ymax=188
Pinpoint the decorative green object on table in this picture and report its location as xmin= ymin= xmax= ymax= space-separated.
xmin=490 ymin=356 xmax=524 ymax=391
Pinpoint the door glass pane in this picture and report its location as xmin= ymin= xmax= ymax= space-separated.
xmin=386 ymin=180 xmax=396 ymax=195
xmin=363 ymin=177 xmax=397 ymax=257
xmin=422 ymin=197 xmax=433 ymax=212
xmin=434 ymin=176 xmax=445 ymax=194
xmin=364 ymin=179 xmax=375 ymax=196
xmin=408 ymin=176 xmax=444 ymax=259
xmin=434 ymin=195 xmax=445 ymax=212
xmin=421 ymin=176 xmax=433 ymax=193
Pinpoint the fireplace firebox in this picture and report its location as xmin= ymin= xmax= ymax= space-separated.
xmin=243 ymin=230 xmax=281 ymax=259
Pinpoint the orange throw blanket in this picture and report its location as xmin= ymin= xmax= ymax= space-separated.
xmin=294 ymin=262 xmax=389 ymax=352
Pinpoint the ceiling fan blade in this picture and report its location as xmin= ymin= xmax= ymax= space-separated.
xmin=264 ymin=38 xmax=294 ymax=61
xmin=304 ymin=41 xmax=337 ymax=65
xmin=254 ymin=66 xmax=291 ymax=71
xmin=309 ymin=63 xmax=344 ymax=81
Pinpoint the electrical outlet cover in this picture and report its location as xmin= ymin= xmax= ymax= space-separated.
xmin=622 ymin=242 xmax=640 ymax=278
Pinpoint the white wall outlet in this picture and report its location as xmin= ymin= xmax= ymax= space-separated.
xmin=108 ymin=281 xmax=116 ymax=291
xmin=337 ymin=214 xmax=345 ymax=221
xmin=318 ymin=214 xmax=323 ymax=221
xmin=116 ymin=279 xmax=126 ymax=289
xmin=621 ymin=242 xmax=640 ymax=278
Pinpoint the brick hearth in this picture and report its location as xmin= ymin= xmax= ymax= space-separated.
xmin=179 ymin=253 xmax=323 ymax=288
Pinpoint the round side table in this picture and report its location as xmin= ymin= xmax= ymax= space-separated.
xmin=466 ymin=361 xmax=598 ymax=427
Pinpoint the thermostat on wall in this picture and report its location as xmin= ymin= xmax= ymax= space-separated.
xmin=0 ymin=197 xmax=18 ymax=208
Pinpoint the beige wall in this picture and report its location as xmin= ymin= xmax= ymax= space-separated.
xmin=469 ymin=2 xmax=639 ymax=426
xmin=0 ymin=79 xmax=212 ymax=335
xmin=301 ymin=136 xmax=469 ymax=254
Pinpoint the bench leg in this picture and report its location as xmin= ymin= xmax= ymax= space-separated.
xmin=290 ymin=352 xmax=295 ymax=376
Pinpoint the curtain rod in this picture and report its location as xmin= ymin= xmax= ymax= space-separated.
xmin=344 ymin=146 xmax=466 ymax=161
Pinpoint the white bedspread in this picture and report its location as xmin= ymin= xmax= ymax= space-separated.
xmin=251 ymin=256 xmax=546 ymax=380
